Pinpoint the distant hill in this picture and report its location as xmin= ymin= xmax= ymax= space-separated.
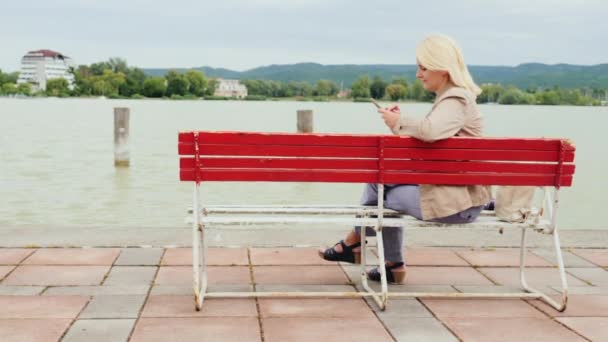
xmin=144 ymin=62 xmax=608 ymax=89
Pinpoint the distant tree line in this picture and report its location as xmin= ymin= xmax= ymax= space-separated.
xmin=0 ymin=60 xmax=606 ymax=106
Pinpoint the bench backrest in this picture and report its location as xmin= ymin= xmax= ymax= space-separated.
xmin=178 ymin=131 xmax=575 ymax=187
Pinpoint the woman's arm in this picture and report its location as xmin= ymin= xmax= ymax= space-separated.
xmin=386 ymin=97 xmax=467 ymax=143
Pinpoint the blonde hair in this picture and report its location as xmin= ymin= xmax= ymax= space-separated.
xmin=416 ymin=34 xmax=481 ymax=96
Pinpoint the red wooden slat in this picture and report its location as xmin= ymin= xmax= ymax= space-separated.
xmin=384 ymin=172 xmax=573 ymax=186
xmin=384 ymin=148 xmax=575 ymax=162
xmin=180 ymin=158 xmax=575 ymax=175
xmin=179 ymin=131 xmax=575 ymax=151
xmin=384 ymin=160 xmax=575 ymax=175
xmin=180 ymin=169 xmax=378 ymax=183
xmin=180 ymin=157 xmax=378 ymax=170
xmin=179 ymin=144 xmax=379 ymax=158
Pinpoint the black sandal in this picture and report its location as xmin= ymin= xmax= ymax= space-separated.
xmin=319 ymin=240 xmax=361 ymax=264
xmin=367 ymin=262 xmax=406 ymax=284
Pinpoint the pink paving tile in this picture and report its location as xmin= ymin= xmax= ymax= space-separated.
xmin=421 ymin=298 xmax=545 ymax=318
xmin=0 ymin=295 xmax=89 ymax=318
xmin=405 ymin=266 xmax=494 ymax=286
xmin=263 ymin=317 xmax=393 ymax=342
xmin=0 ymin=266 xmax=14 ymax=280
xmin=0 ymin=319 xmax=72 ymax=342
xmin=161 ymin=248 xmax=249 ymax=266
xmin=456 ymin=248 xmax=552 ymax=267
xmin=529 ymin=295 xmax=608 ymax=317
xmin=405 ymin=247 xmax=469 ymax=266
xmin=0 ymin=248 xmax=36 ymax=264
xmin=23 ymin=248 xmax=120 ymax=265
xmin=253 ymin=266 xmax=349 ymax=285
xmin=3 ymin=265 xmax=110 ymax=286
xmin=131 ymin=317 xmax=261 ymax=342
xmin=479 ymin=267 xmax=588 ymax=287
xmin=442 ymin=317 xmax=585 ymax=342
xmin=155 ymin=266 xmax=251 ymax=285
xmin=571 ymin=249 xmax=608 ymax=267
xmin=557 ymin=317 xmax=608 ymax=342
xmin=250 ymin=248 xmax=334 ymax=265
xmin=142 ymin=296 xmax=257 ymax=317
xmin=259 ymin=298 xmax=375 ymax=318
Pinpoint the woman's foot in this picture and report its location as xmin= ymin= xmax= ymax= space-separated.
xmin=318 ymin=240 xmax=362 ymax=264
xmin=367 ymin=262 xmax=407 ymax=284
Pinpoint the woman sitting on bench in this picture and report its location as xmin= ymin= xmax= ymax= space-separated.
xmin=320 ymin=34 xmax=492 ymax=284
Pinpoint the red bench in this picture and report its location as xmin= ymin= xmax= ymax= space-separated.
xmin=179 ymin=131 xmax=576 ymax=311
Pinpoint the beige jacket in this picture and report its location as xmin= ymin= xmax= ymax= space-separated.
xmin=390 ymin=85 xmax=492 ymax=220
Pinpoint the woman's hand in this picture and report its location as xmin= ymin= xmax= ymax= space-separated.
xmin=378 ymin=105 xmax=400 ymax=129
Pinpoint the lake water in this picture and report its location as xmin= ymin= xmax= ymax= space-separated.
xmin=1 ymin=98 xmax=606 ymax=230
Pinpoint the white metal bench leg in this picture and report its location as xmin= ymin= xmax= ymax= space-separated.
xmin=192 ymin=184 xmax=208 ymax=311
xmin=518 ymin=217 xmax=568 ymax=311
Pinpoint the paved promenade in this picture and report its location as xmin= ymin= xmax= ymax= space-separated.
xmin=1 ymin=246 xmax=607 ymax=341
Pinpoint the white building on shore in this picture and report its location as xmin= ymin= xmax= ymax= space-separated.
xmin=214 ymin=79 xmax=248 ymax=98
xmin=17 ymin=49 xmax=76 ymax=91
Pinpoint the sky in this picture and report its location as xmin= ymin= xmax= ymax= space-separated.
xmin=1 ymin=0 xmax=606 ymax=72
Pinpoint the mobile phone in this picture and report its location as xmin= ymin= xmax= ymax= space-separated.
xmin=370 ymin=98 xmax=382 ymax=108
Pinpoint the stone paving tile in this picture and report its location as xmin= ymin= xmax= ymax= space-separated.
xmin=381 ymin=317 xmax=458 ymax=342
xmin=115 ymin=248 xmax=164 ymax=266
xmin=150 ymin=284 xmax=252 ymax=295
xmin=402 ymin=266 xmax=494 ymax=286
xmin=161 ymin=247 xmax=249 ymax=266
xmin=529 ymin=295 xmax=608 ymax=317
xmin=3 ymin=265 xmax=110 ymax=286
xmin=62 ymin=319 xmax=135 ymax=342
xmin=556 ymin=317 xmax=608 ymax=342
xmin=0 ymin=286 xmax=45 ymax=295
xmin=442 ymin=317 xmax=586 ymax=342
xmin=256 ymin=284 xmax=356 ymax=293
xmin=454 ymin=285 xmax=559 ymax=294
xmin=479 ymin=267 xmax=589 ymax=287
xmin=155 ymin=266 xmax=251 ymax=285
xmin=551 ymin=286 xmax=608 ymax=295
xmin=532 ymin=249 xmax=599 ymax=267
xmin=366 ymin=298 xmax=434 ymax=319
xmin=44 ymin=285 xmax=150 ymax=296
xmin=0 ymin=249 xmax=35 ymax=264
xmin=571 ymin=249 xmax=608 ymax=267
xmin=0 ymin=319 xmax=72 ymax=342
xmin=405 ymin=247 xmax=469 ymax=266
xmin=341 ymin=265 xmax=458 ymax=292
xmin=456 ymin=248 xmax=552 ymax=267
xmin=253 ymin=266 xmax=349 ymax=285
xmin=259 ymin=298 xmax=375 ymax=318
xmin=250 ymin=247 xmax=335 ymax=265
xmin=143 ymin=296 xmax=257 ymax=317
xmin=79 ymin=295 xmax=147 ymax=319
xmin=567 ymin=267 xmax=608 ymax=286
xmin=421 ymin=298 xmax=546 ymax=318
xmin=102 ymin=266 xmax=157 ymax=286
xmin=0 ymin=295 xmax=89 ymax=319
xmin=23 ymin=248 xmax=120 ymax=265
xmin=130 ymin=317 xmax=261 ymax=342
xmin=262 ymin=317 xmax=393 ymax=342
xmin=0 ymin=266 xmax=14 ymax=281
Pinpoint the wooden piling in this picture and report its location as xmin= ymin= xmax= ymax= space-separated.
xmin=114 ymin=107 xmax=130 ymax=167
xmin=297 ymin=109 xmax=313 ymax=133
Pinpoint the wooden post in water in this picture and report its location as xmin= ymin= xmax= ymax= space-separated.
xmin=114 ymin=107 xmax=130 ymax=167
xmin=297 ymin=109 xmax=313 ymax=133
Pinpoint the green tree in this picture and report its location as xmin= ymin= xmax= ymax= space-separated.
xmin=45 ymin=78 xmax=70 ymax=97
xmin=351 ymin=75 xmax=371 ymax=98
xmin=409 ymin=80 xmax=424 ymax=100
xmin=143 ymin=77 xmax=166 ymax=97
xmin=165 ymin=71 xmax=190 ymax=96
xmin=185 ymin=70 xmax=207 ymax=96
xmin=385 ymin=84 xmax=407 ymax=101
xmin=314 ymin=79 xmax=338 ymax=96
xmin=120 ymin=68 xmax=146 ymax=97
xmin=536 ymin=90 xmax=560 ymax=105
xmin=205 ymin=78 xmax=219 ymax=96
xmin=2 ymin=83 xmax=17 ymax=95
xmin=17 ymin=83 xmax=31 ymax=96
xmin=370 ymin=76 xmax=387 ymax=99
